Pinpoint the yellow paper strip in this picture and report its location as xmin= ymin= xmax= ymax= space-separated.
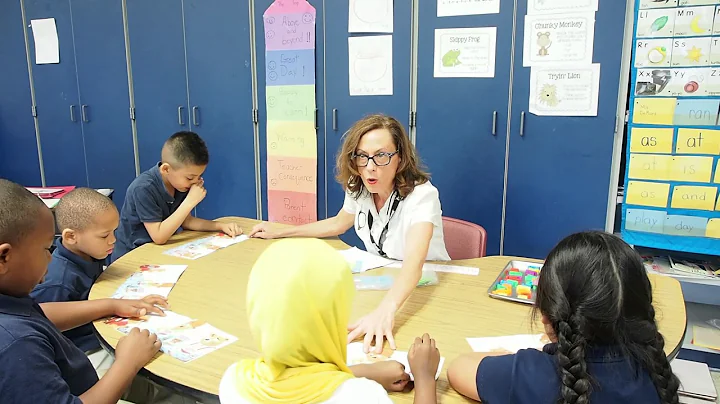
xmin=670 ymin=185 xmax=718 ymax=211
xmin=707 ymin=218 xmax=720 ymax=238
xmin=266 ymin=121 xmax=317 ymax=158
xmin=628 ymin=154 xmax=672 ymax=180
xmin=669 ymin=156 xmax=714 ymax=183
xmin=676 ymin=128 xmax=720 ymax=155
xmin=626 ymin=180 xmax=671 ymax=208
xmin=632 ymin=98 xmax=676 ymax=125
xmin=629 ymin=127 xmax=674 ymax=154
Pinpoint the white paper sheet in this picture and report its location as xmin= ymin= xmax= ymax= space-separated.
xmin=349 ymin=0 xmax=393 ymax=33
xmin=434 ymin=27 xmax=497 ymax=78
xmin=30 ymin=18 xmax=59 ymax=64
xmin=437 ymin=0 xmax=500 ymax=17
xmin=338 ymin=247 xmax=395 ymax=273
xmin=529 ymin=63 xmax=601 ymax=116
xmin=523 ymin=13 xmax=596 ymax=67
xmin=386 ymin=261 xmax=479 ymax=275
xmin=466 ymin=334 xmax=551 ymax=353
xmin=527 ymin=0 xmax=598 ymax=15
xmin=348 ymin=35 xmax=393 ymax=96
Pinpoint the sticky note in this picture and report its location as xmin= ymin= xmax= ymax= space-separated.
xmin=626 ymin=180 xmax=671 ymax=208
xmin=628 ymin=154 xmax=672 ymax=180
xmin=670 ymin=185 xmax=718 ymax=210
xmin=663 ymin=215 xmax=708 ymax=236
xmin=715 ymin=161 xmax=720 ymax=183
xmin=267 ymin=121 xmax=317 ymax=158
xmin=630 ymin=127 xmax=674 ymax=153
xmin=625 ymin=209 xmax=666 ymax=233
xmin=266 ymin=155 xmax=317 ymax=193
xmin=669 ymin=156 xmax=714 ymax=182
xmin=674 ymin=99 xmax=720 ymax=126
xmin=706 ymin=218 xmax=720 ymax=238
xmin=632 ymin=98 xmax=676 ymax=124
xmin=676 ymin=128 xmax=720 ymax=155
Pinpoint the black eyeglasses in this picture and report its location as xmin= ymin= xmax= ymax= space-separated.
xmin=352 ymin=151 xmax=398 ymax=167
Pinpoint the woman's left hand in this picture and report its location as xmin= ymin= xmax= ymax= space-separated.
xmin=347 ymin=300 xmax=397 ymax=354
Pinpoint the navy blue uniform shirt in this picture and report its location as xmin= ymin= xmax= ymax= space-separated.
xmin=112 ymin=163 xmax=187 ymax=262
xmin=0 ymin=294 xmax=97 ymax=403
xmin=477 ymin=344 xmax=661 ymax=404
xmin=31 ymin=239 xmax=105 ymax=352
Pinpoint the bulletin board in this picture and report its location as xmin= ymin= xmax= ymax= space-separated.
xmin=621 ymin=0 xmax=720 ymax=255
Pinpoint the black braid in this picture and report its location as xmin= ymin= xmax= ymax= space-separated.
xmin=555 ymin=320 xmax=591 ymax=404
xmin=645 ymin=307 xmax=680 ymax=404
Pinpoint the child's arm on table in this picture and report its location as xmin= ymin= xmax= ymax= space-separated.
xmin=144 ymin=182 xmax=205 ymax=244
xmin=350 ymin=361 xmax=410 ymax=392
xmin=408 ymin=334 xmax=440 ymax=404
xmin=39 ymin=295 xmax=168 ymax=332
xmin=447 ymin=351 xmax=511 ymax=402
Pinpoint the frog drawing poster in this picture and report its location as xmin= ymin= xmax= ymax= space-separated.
xmin=434 ymin=27 xmax=497 ymax=78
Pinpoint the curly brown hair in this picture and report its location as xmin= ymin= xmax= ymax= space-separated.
xmin=335 ymin=114 xmax=429 ymax=199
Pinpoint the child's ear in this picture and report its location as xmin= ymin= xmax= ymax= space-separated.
xmin=62 ymin=229 xmax=78 ymax=245
xmin=0 ymin=243 xmax=12 ymax=275
xmin=159 ymin=162 xmax=171 ymax=174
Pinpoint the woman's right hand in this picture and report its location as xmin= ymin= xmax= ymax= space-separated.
xmin=249 ymin=222 xmax=281 ymax=239
xmin=115 ymin=328 xmax=162 ymax=371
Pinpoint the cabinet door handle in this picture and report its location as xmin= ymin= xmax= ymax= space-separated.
xmin=491 ymin=110 xmax=497 ymax=136
xmin=519 ymin=111 xmax=525 ymax=137
xmin=70 ymin=105 xmax=76 ymax=122
xmin=81 ymin=105 xmax=89 ymax=123
xmin=332 ymin=108 xmax=338 ymax=131
xmin=192 ymin=106 xmax=200 ymax=126
xmin=178 ymin=106 xmax=185 ymax=126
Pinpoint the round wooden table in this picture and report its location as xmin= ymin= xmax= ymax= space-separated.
xmin=90 ymin=217 xmax=687 ymax=403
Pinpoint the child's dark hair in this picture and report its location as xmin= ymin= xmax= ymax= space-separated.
xmin=0 ymin=179 xmax=47 ymax=245
xmin=533 ymin=231 xmax=679 ymax=404
xmin=161 ymin=131 xmax=209 ymax=167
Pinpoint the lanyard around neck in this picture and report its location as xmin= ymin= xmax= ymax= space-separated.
xmin=367 ymin=191 xmax=402 ymax=258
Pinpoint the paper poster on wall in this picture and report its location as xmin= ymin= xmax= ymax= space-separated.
xmin=635 ymin=39 xmax=674 ymax=68
xmin=264 ymin=0 xmax=318 ymax=225
xmin=523 ymin=13 xmax=595 ymax=66
xmin=433 ymin=27 xmax=497 ymax=78
xmin=527 ymin=0 xmax=598 ymax=15
xmin=437 ymin=0 xmax=500 ymax=17
xmin=636 ymin=8 xmax=676 ymax=38
xmin=348 ymin=35 xmax=393 ymax=96
xmin=634 ymin=68 xmax=711 ymax=97
xmin=671 ymin=37 xmax=712 ymax=67
xmin=348 ymin=0 xmax=393 ymax=33
xmin=30 ymin=18 xmax=59 ymax=64
xmin=528 ymin=63 xmax=600 ymax=116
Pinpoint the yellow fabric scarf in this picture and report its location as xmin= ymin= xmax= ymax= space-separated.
xmin=234 ymin=238 xmax=355 ymax=403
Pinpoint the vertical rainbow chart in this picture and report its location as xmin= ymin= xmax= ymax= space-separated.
xmin=264 ymin=0 xmax=318 ymax=225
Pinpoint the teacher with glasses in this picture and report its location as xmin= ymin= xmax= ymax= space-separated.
xmin=250 ymin=114 xmax=450 ymax=354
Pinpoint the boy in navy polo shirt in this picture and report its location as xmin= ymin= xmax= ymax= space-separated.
xmin=111 ymin=131 xmax=242 ymax=262
xmin=31 ymin=188 xmax=118 ymax=353
xmin=0 ymin=179 xmax=169 ymax=403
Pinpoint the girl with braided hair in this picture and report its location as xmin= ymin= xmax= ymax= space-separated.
xmin=446 ymin=231 xmax=680 ymax=404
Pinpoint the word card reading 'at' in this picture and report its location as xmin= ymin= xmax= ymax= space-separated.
xmin=267 ymin=190 xmax=317 ymax=225
xmin=676 ymin=128 xmax=720 ymax=155
xmin=628 ymin=154 xmax=671 ymax=181
xmin=632 ymin=98 xmax=676 ymax=125
xmin=625 ymin=209 xmax=666 ymax=233
xmin=670 ymin=185 xmax=718 ymax=211
xmin=267 ymin=120 xmax=317 ymax=158
xmin=626 ymin=181 xmax=671 ymax=208
xmin=663 ymin=214 xmax=708 ymax=237
xmin=267 ymin=155 xmax=316 ymax=194
xmin=669 ymin=156 xmax=714 ymax=183
xmin=629 ymin=127 xmax=674 ymax=154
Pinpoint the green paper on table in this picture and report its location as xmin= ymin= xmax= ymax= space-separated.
xmin=354 ymin=271 xmax=439 ymax=291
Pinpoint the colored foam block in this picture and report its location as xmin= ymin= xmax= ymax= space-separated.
xmin=505 ymin=279 xmax=519 ymax=287
xmin=509 ymin=271 xmax=523 ymax=277
xmin=492 ymin=289 xmax=511 ymax=296
xmin=517 ymin=285 xmax=532 ymax=295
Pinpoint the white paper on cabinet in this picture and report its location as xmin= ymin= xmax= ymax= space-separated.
xmin=437 ymin=0 xmax=500 ymax=17
xmin=527 ymin=0 xmax=598 ymax=15
xmin=30 ymin=18 xmax=59 ymax=64
xmin=348 ymin=35 xmax=393 ymax=96
xmin=348 ymin=0 xmax=393 ymax=33
xmin=529 ymin=63 xmax=601 ymax=116
xmin=434 ymin=27 xmax=497 ymax=78
xmin=523 ymin=13 xmax=596 ymax=67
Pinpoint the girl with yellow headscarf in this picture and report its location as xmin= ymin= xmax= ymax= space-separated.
xmin=219 ymin=238 xmax=395 ymax=403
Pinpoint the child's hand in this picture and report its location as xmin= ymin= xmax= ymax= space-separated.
xmin=219 ymin=222 xmax=243 ymax=237
xmin=186 ymin=180 xmax=207 ymax=206
xmin=112 ymin=296 xmax=167 ymax=318
xmin=115 ymin=328 xmax=162 ymax=371
xmin=408 ymin=333 xmax=441 ymax=383
xmin=361 ymin=361 xmax=411 ymax=392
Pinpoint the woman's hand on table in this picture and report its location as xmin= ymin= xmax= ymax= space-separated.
xmin=347 ymin=300 xmax=397 ymax=354
xmin=248 ymin=222 xmax=280 ymax=239
xmin=112 ymin=295 xmax=169 ymax=318
xmin=115 ymin=328 xmax=162 ymax=371
xmin=219 ymin=222 xmax=243 ymax=237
